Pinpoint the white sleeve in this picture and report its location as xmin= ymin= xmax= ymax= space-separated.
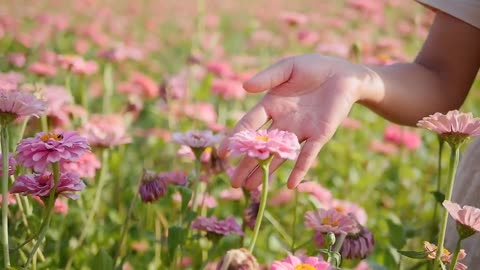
xmin=417 ymin=0 xmax=480 ymax=29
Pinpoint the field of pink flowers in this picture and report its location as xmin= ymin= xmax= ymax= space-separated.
xmin=1 ymin=0 xmax=480 ymax=269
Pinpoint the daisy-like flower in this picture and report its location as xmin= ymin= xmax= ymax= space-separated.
xmin=417 ymin=110 xmax=480 ymax=146
xmin=138 ymin=170 xmax=168 ymax=203
xmin=217 ymin=248 xmax=259 ymax=270
xmin=304 ymin=208 xmax=359 ymax=235
xmin=423 ymin=241 xmax=467 ymax=270
xmin=229 ymin=129 xmax=300 ymax=160
xmin=10 ymin=171 xmax=85 ymax=199
xmin=443 ymin=200 xmax=480 ymax=239
xmin=270 ymin=255 xmax=331 ymax=270
xmin=80 ymin=114 xmax=131 ymax=148
xmin=0 ymin=88 xmax=46 ymax=124
xmin=0 ymin=154 xmax=16 ymax=176
xmin=172 ymin=130 xmax=222 ymax=156
xmin=61 ymin=152 xmax=101 ymax=179
xmin=16 ymin=131 xmax=90 ymax=172
xmin=191 ymin=216 xmax=244 ymax=237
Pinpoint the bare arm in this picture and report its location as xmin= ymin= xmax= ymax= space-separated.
xmin=360 ymin=12 xmax=480 ymax=125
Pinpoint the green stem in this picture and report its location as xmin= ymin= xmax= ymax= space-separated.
xmin=291 ymin=189 xmax=298 ymax=251
xmin=449 ymin=238 xmax=462 ymax=270
xmin=191 ymin=159 xmax=202 ymax=213
xmin=102 ymin=63 xmax=114 ymax=114
xmin=430 ymin=138 xmax=444 ymax=242
xmin=25 ymin=162 xmax=61 ymax=267
xmin=41 ymin=115 xmax=48 ymax=132
xmin=114 ymin=190 xmax=139 ymax=264
xmin=1 ymin=125 xmax=10 ymax=268
xmin=434 ymin=146 xmax=459 ymax=269
xmin=248 ymin=156 xmax=273 ymax=252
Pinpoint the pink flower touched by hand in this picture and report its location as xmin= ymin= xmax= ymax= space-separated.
xmin=228 ymin=129 xmax=301 ymax=160
xmin=443 ymin=200 xmax=480 ymax=239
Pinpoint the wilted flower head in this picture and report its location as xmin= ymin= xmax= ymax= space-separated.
xmin=305 ymin=208 xmax=360 ymax=235
xmin=0 ymin=88 xmax=46 ymax=124
xmin=172 ymin=130 xmax=222 ymax=152
xmin=423 ymin=241 xmax=467 ymax=270
xmin=191 ymin=216 xmax=244 ymax=237
xmin=417 ymin=110 xmax=480 ymax=146
xmin=217 ymin=248 xmax=259 ymax=270
xmin=10 ymin=171 xmax=85 ymax=199
xmin=80 ymin=114 xmax=131 ymax=147
xmin=270 ymin=255 xmax=331 ymax=270
xmin=340 ymin=226 xmax=375 ymax=260
xmin=16 ymin=131 xmax=90 ymax=172
xmin=139 ymin=169 xmax=168 ymax=203
xmin=0 ymin=154 xmax=16 ymax=176
xmin=229 ymin=129 xmax=300 ymax=160
xmin=443 ymin=200 xmax=480 ymax=239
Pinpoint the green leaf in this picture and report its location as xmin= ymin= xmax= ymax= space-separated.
xmin=90 ymin=249 xmax=114 ymax=270
xmin=431 ymin=191 xmax=446 ymax=204
xmin=386 ymin=217 xmax=406 ymax=249
xmin=177 ymin=186 xmax=192 ymax=213
xmin=397 ymin=250 xmax=428 ymax=259
xmin=166 ymin=226 xmax=187 ymax=266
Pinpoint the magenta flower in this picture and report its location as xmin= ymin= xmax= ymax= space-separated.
xmin=16 ymin=131 xmax=90 ymax=172
xmin=0 ymin=154 xmax=16 ymax=176
xmin=191 ymin=216 xmax=243 ymax=236
xmin=10 ymin=171 xmax=85 ymax=199
xmin=270 ymin=255 xmax=331 ymax=270
xmin=139 ymin=170 xmax=168 ymax=203
xmin=417 ymin=110 xmax=480 ymax=145
xmin=61 ymin=152 xmax=101 ymax=178
xmin=0 ymin=88 xmax=46 ymax=123
xmin=229 ymin=129 xmax=300 ymax=160
xmin=443 ymin=200 xmax=480 ymax=239
xmin=304 ymin=208 xmax=360 ymax=235
xmin=172 ymin=130 xmax=222 ymax=150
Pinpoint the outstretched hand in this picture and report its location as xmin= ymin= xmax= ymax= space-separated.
xmin=219 ymin=54 xmax=372 ymax=189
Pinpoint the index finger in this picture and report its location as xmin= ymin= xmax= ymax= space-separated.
xmin=218 ymin=103 xmax=269 ymax=158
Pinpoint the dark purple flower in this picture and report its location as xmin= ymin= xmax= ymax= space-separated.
xmin=139 ymin=170 xmax=168 ymax=203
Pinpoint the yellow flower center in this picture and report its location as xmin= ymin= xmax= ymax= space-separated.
xmin=256 ymin=135 xmax=269 ymax=142
xmin=40 ymin=133 xmax=64 ymax=142
xmin=334 ymin=205 xmax=346 ymax=213
xmin=321 ymin=216 xmax=339 ymax=226
xmin=295 ymin=264 xmax=316 ymax=270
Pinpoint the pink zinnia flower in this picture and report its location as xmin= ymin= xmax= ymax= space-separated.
xmin=54 ymin=199 xmax=69 ymax=215
xmin=0 ymin=193 xmax=16 ymax=205
xmin=191 ymin=216 xmax=244 ymax=236
xmin=163 ymin=170 xmax=187 ymax=186
xmin=7 ymin=53 xmax=26 ymax=68
xmin=182 ymin=102 xmax=217 ymax=124
xmin=304 ymin=208 xmax=360 ymax=234
xmin=61 ymin=152 xmax=101 ymax=178
xmin=172 ymin=130 xmax=222 ymax=150
xmin=57 ymin=55 xmax=98 ymax=75
xmin=119 ymin=73 xmax=158 ymax=98
xmin=330 ymin=199 xmax=368 ymax=226
xmin=10 ymin=171 xmax=85 ymax=199
xmin=80 ymin=114 xmax=132 ymax=147
xmin=417 ymin=110 xmax=480 ymax=145
xmin=206 ymin=60 xmax=234 ymax=78
xmin=16 ymin=131 xmax=90 ymax=172
xmin=229 ymin=129 xmax=300 ymax=160
xmin=0 ymin=72 xmax=24 ymax=89
xmin=138 ymin=170 xmax=168 ymax=203
xmin=384 ymin=125 xmax=421 ymax=150
xmin=279 ymin=11 xmax=308 ymax=27
xmin=28 ymin=62 xmax=57 ymax=77
xmin=270 ymin=255 xmax=331 ymax=270
xmin=297 ymin=181 xmax=333 ymax=206
xmin=0 ymin=88 xmax=46 ymax=123
xmin=423 ymin=241 xmax=467 ymax=270
xmin=443 ymin=200 xmax=480 ymax=238
xmin=220 ymin=188 xmax=244 ymax=201
xmin=98 ymin=43 xmax=143 ymax=62
xmin=369 ymin=140 xmax=398 ymax=156
xmin=211 ymin=78 xmax=246 ymax=100
xmin=0 ymin=154 xmax=16 ymax=176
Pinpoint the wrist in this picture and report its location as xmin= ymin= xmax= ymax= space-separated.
xmin=354 ymin=64 xmax=385 ymax=105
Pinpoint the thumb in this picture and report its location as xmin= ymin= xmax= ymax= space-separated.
xmin=243 ymin=57 xmax=294 ymax=93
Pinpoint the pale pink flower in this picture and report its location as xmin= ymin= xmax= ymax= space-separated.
xmin=219 ymin=188 xmax=244 ymax=201
xmin=217 ymin=248 xmax=260 ymax=270
xmin=98 ymin=43 xmax=143 ymax=62
xmin=80 ymin=114 xmax=132 ymax=147
xmin=28 ymin=62 xmax=57 ymax=77
xmin=297 ymin=30 xmax=319 ymax=46
xmin=211 ymin=78 xmax=246 ymax=100
xmin=269 ymin=188 xmax=294 ymax=206
xmin=330 ymin=199 xmax=368 ymax=226
xmin=183 ymin=102 xmax=217 ymax=124
xmin=119 ymin=73 xmax=158 ymax=98
xmin=417 ymin=110 xmax=480 ymax=145
xmin=57 ymin=55 xmax=98 ymax=75
xmin=74 ymin=39 xmax=90 ymax=54
xmin=305 ymin=208 xmax=360 ymax=234
xmin=172 ymin=192 xmax=217 ymax=208
xmin=54 ymin=199 xmax=69 ymax=215
xmin=443 ymin=200 xmax=480 ymax=236
xmin=279 ymin=11 xmax=308 ymax=27
xmin=61 ymin=152 xmax=101 ymax=178
xmin=369 ymin=140 xmax=398 ymax=156
xmin=270 ymin=255 xmax=331 ymax=270
xmin=0 ymin=193 xmax=16 ymax=205
xmin=10 ymin=171 xmax=85 ymax=199
xmin=354 ymin=261 xmax=372 ymax=270
xmin=163 ymin=170 xmax=187 ymax=186
xmin=16 ymin=131 xmax=90 ymax=172
xmin=206 ymin=60 xmax=234 ymax=78
xmin=340 ymin=117 xmax=362 ymax=130
xmin=423 ymin=241 xmax=467 ymax=270
xmin=316 ymin=42 xmax=350 ymax=58
xmin=0 ymin=89 xmax=46 ymax=122
xmin=384 ymin=124 xmax=421 ymax=150
xmin=191 ymin=216 xmax=244 ymax=236
xmin=0 ymin=72 xmax=24 ymax=89
xmin=229 ymin=129 xmax=300 ymax=160
xmin=7 ymin=53 xmax=26 ymax=68
xmin=164 ymin=71 xmax=187 ymax=100
xmin=297 ymin=181 xmax=333 ymax=205
xmin=176 ymin=145 xmax=195 ymax=160
xmin=172 ymin=130 xmax=222 ymax=150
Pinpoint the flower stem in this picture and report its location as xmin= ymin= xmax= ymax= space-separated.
xmin=434 ymin=146 xmax=459 ymax=269
xmin=114 ymin=189 xmax=139 ymax=264
xmin=449 ymin=238 xmax=462 ymax=270
xmin=191 ymin=158 xmax=202 ymax=213
xmin=102 ymin=63 xmax=114 ymax=114
xmin=248 ymin=156 xmax=273 ymax=252
xmin=25 ymin=162 xmax=61 ymax=267
xmin=291 ymin=189 xmax=298 ymax=251
xmin=430 ymin=137 xmax=444 ymax=242
xmin=1 ymin=125 xmax=10 ymax=268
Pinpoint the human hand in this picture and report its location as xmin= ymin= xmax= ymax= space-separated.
xmin=218 ymin=53 xmax=374 ymax=190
